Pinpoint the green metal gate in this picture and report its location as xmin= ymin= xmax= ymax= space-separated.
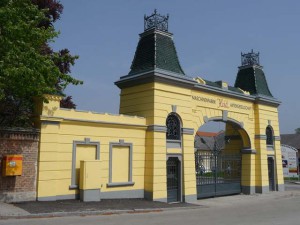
xmin=268 ymin=157 xmax=275 ymax=191
xmin=167 ymin=157 xmax=180 ymax=202
xmin=195 ymin=150 xmax=241 ymax=198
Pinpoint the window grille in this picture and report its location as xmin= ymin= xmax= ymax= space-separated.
xmin=266 ymin=126 xmax=273 ymax=146
xmin=166 ymin=114 xmax=181 ymax=140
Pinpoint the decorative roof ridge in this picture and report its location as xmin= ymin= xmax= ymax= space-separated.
xmin=237 ymin=87 xmax=250 ymax=95
xmin=254 ymin=94 xmax=281 ymax=106
xmin=139 ymin=27 xmax=173 ymax=38
xmin=43 ymin=94 xmax=63 ymax=101
xmin=154 ymin=31 xmax=157 ymax=70
xmin=118 ymin=68 xmax=193 ymax=82
xmin=200 ymin=79 xmax=246 ymax=94
xmin=253 ymin=65 xmax=258 ymax=97
xmin=195 ymin=80 xmax=255 ymax=99
xmin=254 ymin=93 xmax=278 ymax=100
xmin=194 ymin=77 xmax=206 ymax=85
xmin=153 ymin=68 xmax=191 ymax=79
xmin=144 ymin=9 xmax=169 ymax=32
xmin=238 ymin=64 xmax=263 ymax=70
xmin=120 ymin=69 xmax=154 ymax=79
xmin=241 ymin=49 xmax=260 ymax=66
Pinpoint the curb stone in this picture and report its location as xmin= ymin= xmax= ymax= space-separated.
xmin=0 ymin=206 xmax=202 ymax=220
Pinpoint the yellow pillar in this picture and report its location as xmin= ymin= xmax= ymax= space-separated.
xmin=36 ymin=96 xmax=62 ymax=200
xmin=144 ymin=129 xmax=167 ymax=202
xmin=37 ymin=119 xmax=60 ymax=200
xmin=241 ymin=153 xmax=256 ymax=194
xmin=182 ymin=132 xmax=197 ymax=203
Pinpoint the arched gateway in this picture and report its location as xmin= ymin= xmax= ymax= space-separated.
xmin=114 ymin=10 xmax=283 ymax=202
xmin=195 ymin=120 xmax=248 ymax=198
xmin=35 ymin=10 xmax=284 ymax=203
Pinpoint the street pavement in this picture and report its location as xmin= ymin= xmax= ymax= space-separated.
xmin=0 ymin=182 xmax=300 ymax=225
xmin=285 ymin=181 xmax=300 ymax=191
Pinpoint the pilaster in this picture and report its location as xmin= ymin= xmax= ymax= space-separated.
xmin=37 ymin=120 xmax=60 ymax=200
xmin=144 ymin=129 xmax=167 ymax=202
xmin=182 ymin=132 xmax=197 ymax=203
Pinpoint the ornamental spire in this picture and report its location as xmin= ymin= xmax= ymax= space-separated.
xmin=241 ymin=49 xmax=260 ymax=66
xmin=144 ymin=9 xmax=169 ymax=32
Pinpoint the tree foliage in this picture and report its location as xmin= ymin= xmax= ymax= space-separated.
xmin=32 ymin=0 xmax=63 ymax=28
xmin=295 ymin=128 xmax=300 ymax=134
xmin=60 ymin=96 xmax=76 ymax=109
xmin=0 ymin=0 xmax=81 ymax=126
xmin=33 ymin=0 xmax=79 ymax=108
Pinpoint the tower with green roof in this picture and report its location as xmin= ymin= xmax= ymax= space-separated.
xmin=115 ymin=9 xmax=193 ymax=90
xmin=235 ymin=50 xmax=273 ymax=98
xmin=128 ymin=10 xmax=185 ymax=76
xmin=115 ymin=10 xmax=198 ymax=202
xmin=115 ymin=11 xmax=283 ymax=203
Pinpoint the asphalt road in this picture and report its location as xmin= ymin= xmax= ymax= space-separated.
xmin=285 ymin=182 xmax=300 ymax=191
xmin=1 ymin=184 xmax=300 ymax=225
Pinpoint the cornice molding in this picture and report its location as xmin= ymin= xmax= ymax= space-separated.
xmin=147 ymin=125 xmax=167 ymax=132
xmin=116 ymin=70 xmax=280 ymax=107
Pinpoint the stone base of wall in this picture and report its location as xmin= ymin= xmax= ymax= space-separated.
xmin=0 ymin=128 xmax=39 ymax=202
xmin=0 ymin=191 xmax=36 ymax=203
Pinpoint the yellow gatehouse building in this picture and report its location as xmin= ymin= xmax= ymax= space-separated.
xmin=34 ymin=11 xmax=283 ymax=202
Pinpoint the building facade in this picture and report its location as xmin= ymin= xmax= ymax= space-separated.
xmin=34 ymin=11 xmax=284 ymax=203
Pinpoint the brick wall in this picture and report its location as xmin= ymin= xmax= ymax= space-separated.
xmin=0 ymin=128 xmax=39 ymax=202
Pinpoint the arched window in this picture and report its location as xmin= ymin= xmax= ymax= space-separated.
xmin=266 ymin=126 xmax=274 ymax=146
xmin=166 ymin=114 xmax=181 ymax=140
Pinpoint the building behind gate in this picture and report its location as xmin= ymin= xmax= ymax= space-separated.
xmin=34 ymin=10 xmax=284 ymax=202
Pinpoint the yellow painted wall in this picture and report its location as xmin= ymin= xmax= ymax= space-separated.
xmin=253 ymin=103 xmax=283 ymax=188
xmin=36 ymin=75 xmax=283 ymax=201
xmin=36 ymin=95 xmax=147 ymax=200
xmin=119 ymin=80 xmax=282 ymax=198
xmin=111 ymin=146 xmax=129 ymax=183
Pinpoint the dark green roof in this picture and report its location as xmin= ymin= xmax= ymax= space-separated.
xmin=128 ymin=33 xmax=155 ymax=75
xmin=204 ymin=80 xmax=244 ymax=94
xmin=228 ymin=86 xmax=244 ymax=94
xmin=234 ymin=66 xmax=273 ymax=97
xmin=203 ymin=80 xmax=220 ymax=88
xmin=129 ymin=29 xmax=185 ymax=75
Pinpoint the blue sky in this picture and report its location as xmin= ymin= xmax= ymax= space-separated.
xmin=52 ymin=0 xmax=300 ymax=134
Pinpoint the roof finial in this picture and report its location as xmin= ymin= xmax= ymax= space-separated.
xmin=241 ymin=50 xmax=260 ymax=66
xmin=144 ymin=9 xmax=169 ymax=32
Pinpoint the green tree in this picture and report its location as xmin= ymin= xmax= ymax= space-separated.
xmin=295 ymin=128 xmax=300 ymax=134
xmin=32 ymin=0 xmax=79 ymax=109
xmin=0 ymin=0 xmax=82 ymax=126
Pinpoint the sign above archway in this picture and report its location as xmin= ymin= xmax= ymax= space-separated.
xmin=192 ymin=95 xmax=252 ymax=111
